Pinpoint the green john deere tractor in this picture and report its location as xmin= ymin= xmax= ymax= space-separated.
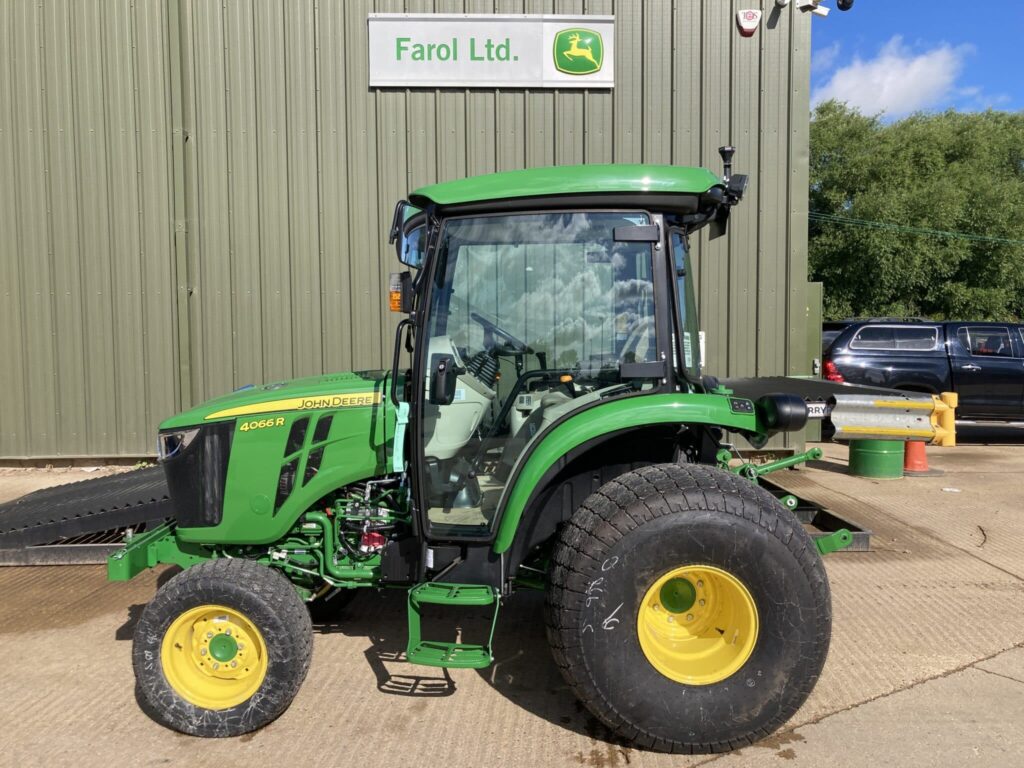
xmin=110 ymin=149 xmax=839 ymax=751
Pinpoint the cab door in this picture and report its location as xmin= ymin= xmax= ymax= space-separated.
xmin=949 ymin=324 xmax=1024 ymax=418
xmin=413 ymin=210 xmax=663 ymax=541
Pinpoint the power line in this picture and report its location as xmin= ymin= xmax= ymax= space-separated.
xmin=808 ymin=211 xmax=1024 ymax=247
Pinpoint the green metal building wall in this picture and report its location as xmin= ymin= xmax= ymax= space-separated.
xmin=0 ymin=0 xmax=812 ymax=458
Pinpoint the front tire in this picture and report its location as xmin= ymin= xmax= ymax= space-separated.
xmin=546 ymin=463 xmax=831 ymax=753
xmin=133 ymin=558 xmax=313 ymax=737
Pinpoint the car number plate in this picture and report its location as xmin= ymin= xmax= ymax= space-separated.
xmin=807 ymin=402 xmax=829 ymax=420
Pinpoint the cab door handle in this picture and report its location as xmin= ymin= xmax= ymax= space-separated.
xmin=960 ymin=364 xmax=981 ymax=371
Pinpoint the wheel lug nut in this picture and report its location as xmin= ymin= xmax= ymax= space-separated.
xmin=225 ymin=629 xmax=232 ymax=636
xmin=206 ymin=632 xmax=213 ymax=639
xmin=667 ymin=616 xmax=675 ymax=623
xmin=697 ymin=580 xmax=704 ymax=589
xmin=231 ymin=661 xmax=237 ymax=668
xmin=212 ymin=663 xmax=219 ymax=670
xmin=686 ymin=614 xmax=694 ymax=621
xmin=699 ymin=599 xmax=706 ymax=607
xmin=237 ymin=643 xmax=245 ymax=650
xmin=200 ymin=648 xmax=207 ymax=656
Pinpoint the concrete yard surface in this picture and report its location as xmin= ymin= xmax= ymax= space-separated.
xmin=0 ymin=438 xmax=1022 ymax=768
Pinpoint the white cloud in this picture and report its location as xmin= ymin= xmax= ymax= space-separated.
xmin=812 ymin=41 xmax=841 ymax=74
xmin=812 ymin=36 xmax=972 ymax=118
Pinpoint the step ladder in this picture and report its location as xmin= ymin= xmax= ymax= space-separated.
xmin=406 ymin=582 xmax=499 ymax=669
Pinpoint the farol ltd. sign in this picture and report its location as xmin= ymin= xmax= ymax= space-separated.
xmin=368 ymin=14 xmax=614 ymax=89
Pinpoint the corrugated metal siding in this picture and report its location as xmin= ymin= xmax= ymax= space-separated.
xmin=0 ymin=0 xmax=178 ymax=458
xmin=0 ymin=0 xmax=811 ymax=458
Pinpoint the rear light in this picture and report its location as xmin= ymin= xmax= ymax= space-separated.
xmin=823 ymin=358 xmax=845 ymax=383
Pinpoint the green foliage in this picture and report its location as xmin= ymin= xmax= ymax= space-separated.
xmin=809 ymin=102 xmax=1024 ymax=321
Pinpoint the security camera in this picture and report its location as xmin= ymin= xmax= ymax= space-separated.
xmin=798 ymin=1 xmax=830 ymax=16
xmin=837 ymin=0 xmax=854 ymax=9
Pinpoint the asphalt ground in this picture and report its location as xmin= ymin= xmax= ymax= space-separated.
xmin=0 ymin=433 xmax=1022 ymax=768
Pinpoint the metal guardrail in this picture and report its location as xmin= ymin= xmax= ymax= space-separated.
xmin=828 ymin=391 xmax=957 ymax=446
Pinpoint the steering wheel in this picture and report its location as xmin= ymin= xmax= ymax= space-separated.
xmin=470 ymin=311 xmax=531 ymax=356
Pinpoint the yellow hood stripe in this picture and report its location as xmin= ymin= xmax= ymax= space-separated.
xmin=205 ymin=391 xmax=382 ymax=420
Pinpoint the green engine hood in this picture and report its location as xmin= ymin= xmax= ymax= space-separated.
xmin=160 ymin=369 xmax=391 ymax=430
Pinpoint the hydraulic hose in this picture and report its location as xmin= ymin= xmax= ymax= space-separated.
xmin=302 ymin=511 xmax=379 ymax=582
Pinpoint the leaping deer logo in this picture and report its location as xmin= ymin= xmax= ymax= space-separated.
xmin=553 ymin=28 xmax=604 ymax=75
xmin=563 ymin=33 xmax=597 ymax=67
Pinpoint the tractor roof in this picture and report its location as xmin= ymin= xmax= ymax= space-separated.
xmin=409 ymin=164 xmax=721 ymax=209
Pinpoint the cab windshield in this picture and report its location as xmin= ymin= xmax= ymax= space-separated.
xmin=419 ymin=211 xmax=660 ymax=537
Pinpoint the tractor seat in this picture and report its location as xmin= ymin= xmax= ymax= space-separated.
xmin=492 ymin=390 xmax=572 ymax=482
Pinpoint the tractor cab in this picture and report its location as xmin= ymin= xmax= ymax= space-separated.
xmin=388 ymin=161 xmax=746 ymax=544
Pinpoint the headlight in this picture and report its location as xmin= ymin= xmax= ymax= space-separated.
xmin=157 ymin=428 xmax=200 ymax=460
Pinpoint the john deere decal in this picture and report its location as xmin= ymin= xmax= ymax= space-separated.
xmin=553 ymin=28 xmax=603 ymax=75
xmin=205 ymin=392 xmax=382 ymax=420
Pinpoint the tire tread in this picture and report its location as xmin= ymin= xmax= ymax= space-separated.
xmin=545 ymin=462 xmax=831 ymax=754
xmin=133 ymin=558 xmax=313 ymax=737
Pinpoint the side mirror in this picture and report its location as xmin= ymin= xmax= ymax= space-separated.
xmin=389 ymin=272 xmax=414 ymax=314
xmin=429 ymin=354 xmax=460 ymax=405
xmin=390 ymin=200 xmax=425 ymax=269
xmin=398 ymin=224 xmax=424 ymax=269
xmin=388 ymin=200 xmax=409 ymax=244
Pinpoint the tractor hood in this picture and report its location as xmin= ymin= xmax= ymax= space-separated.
xmin=159 ymin=369 xmax=391 ymax=430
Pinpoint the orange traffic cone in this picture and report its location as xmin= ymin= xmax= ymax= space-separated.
xmin=904 ymin=441 xmax=943 ymax=477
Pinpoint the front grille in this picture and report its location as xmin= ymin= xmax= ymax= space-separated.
xmin=161 ymin=421 xmax=234 ymax=528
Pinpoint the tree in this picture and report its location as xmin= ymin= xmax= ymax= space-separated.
xmin=809 ymin=102 xmax=1024 ymax=321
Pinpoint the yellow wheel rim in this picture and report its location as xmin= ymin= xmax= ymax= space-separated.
xmin=637 ymin=565 xmax=758 ymax=685
xmin=161 ymin=604 xmax=269 ymax=710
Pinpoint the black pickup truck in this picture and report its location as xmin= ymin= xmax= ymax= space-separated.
xmin=823 ymin=320 xmax=1024 ymax=420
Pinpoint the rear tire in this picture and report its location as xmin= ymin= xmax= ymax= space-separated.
xmin=133 ymin=558 xmax=313 ymax=737
xmin=545 ymin=463 xmax=831 ymax=753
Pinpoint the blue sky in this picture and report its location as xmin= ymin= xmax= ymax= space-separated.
xmin=810 ymin=1 xmax=1024 ymax=118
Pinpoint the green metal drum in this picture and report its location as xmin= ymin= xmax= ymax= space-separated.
xmin=848 ymin=439 xmax=904 ymax=479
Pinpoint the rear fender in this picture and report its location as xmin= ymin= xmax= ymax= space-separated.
xmin=498 ymin=424 xmax=711 ymax=577
xmin=491 ymin=393 xmax=759 ymax=555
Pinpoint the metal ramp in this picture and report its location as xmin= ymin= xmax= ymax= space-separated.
xmin=0 ymin=467 xmax=171 ymax=565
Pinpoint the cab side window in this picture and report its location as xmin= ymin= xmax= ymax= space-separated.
xmin=958 ymin=326 xmax=1016 ymax=358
